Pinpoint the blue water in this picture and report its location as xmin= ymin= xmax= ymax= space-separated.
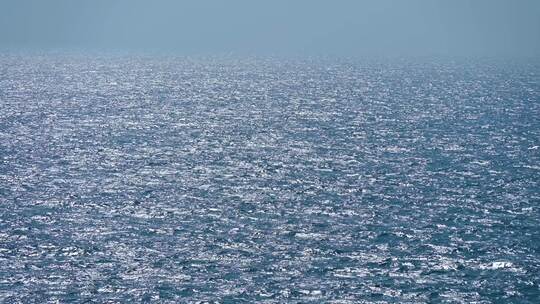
xmin=0 ymin=55 xmax=539 ymax=303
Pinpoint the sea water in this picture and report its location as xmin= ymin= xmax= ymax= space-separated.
xmin=0 ymin=55 xmax=539 ymax=303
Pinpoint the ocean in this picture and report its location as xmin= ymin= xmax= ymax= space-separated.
xmin=0 ymin=55 xmax=539 ymax=303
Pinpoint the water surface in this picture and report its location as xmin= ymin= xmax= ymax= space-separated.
xmin=0 ymin=55 xmax=539 ymax=303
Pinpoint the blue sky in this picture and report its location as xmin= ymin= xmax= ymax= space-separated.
xmin=1 ymin=0 xmax=539 ymax=57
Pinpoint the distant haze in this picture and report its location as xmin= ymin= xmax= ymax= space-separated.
xmin=1 ymin=0 xmax=539 ymax=58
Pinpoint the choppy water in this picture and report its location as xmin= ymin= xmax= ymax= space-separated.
xmin=0 ymin=55 xmax=539 ymax=303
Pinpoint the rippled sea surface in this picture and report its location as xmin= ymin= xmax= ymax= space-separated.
xmin=0 ymin=55 xmax=539 ymax=303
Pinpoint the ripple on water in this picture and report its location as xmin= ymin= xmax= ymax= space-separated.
xmin=0 ymin=55 xmax=539 ymax=302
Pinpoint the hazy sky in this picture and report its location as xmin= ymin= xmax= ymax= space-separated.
xmin=1 ymin=0 xmax=539 ymax=57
